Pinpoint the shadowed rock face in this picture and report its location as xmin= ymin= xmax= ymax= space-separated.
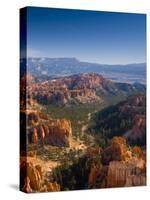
xmin=124 ymin=114 xmax=146 ymax=145
xmin=120 ymin=95 xmax=146 ymax=145
xmin=92 ymin=94 xmax=146 ymax=146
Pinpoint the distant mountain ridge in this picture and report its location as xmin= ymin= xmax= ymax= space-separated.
xmin=24 ymin=57 xmax=146 ymax=84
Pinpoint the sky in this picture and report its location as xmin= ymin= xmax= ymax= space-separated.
xmin=26 ymin=7 xmax=146 ymax=65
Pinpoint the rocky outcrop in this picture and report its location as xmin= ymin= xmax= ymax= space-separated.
xmin=28 ymin=119 xmax=72 ymax=147
xmin=29 ymin=73 xmax=112 ymax=105
xmin=26 ymin=162 xmax=42 ymax=191
xmin=88 ymin=137 xmax=146 ymax=189
xmin=102 ymin=137 xmax=131 ymax=165
xmin=22 ymin=176 xmax=33 ymax=193
xmin=46 ymin=182 xmax=60 ymax=192
xmin=106 ymin=159 xmax=146 ymax=187
xmin=88 ymin=163 xmax=108 ymax=189
xmin=20 ymin=161 xmax=42 ymax=192
xmin=103 ymin=137 xmax=146 ymax=188
xmin=24 ymin=73 xmax=145 ymax=106
xmin=20 ymin=161 xmax=60 ymax=193
xmin=21 ymin=108 xmax=72 ymax=147
xmin=125 ymin=174 xmax=146 ymax=186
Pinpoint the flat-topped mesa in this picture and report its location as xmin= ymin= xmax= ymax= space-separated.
xmin=28 ymin=118 xmax=72 ymax=147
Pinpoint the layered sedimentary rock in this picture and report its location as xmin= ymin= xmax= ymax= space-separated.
xmin=28 ymin=118 xmax=72 ymax=147
xmin=28 ymin=73 xmax=112 ymax=105
xmin=106 ymin=159 xmax=146 ymax=187
xmin=20 ymin=161 xmax=42 ymax=192
xmin=26 ymin=162 xmax=42 ymax=191
xmin=23 ymin=72 xmax=145 ymax=106
xmin=20 ymin=161 xmax=60 ymax=193
xmin=21 ymin=108 xmax=72 ymax=147
xmin=88 ymin=137 xmax=146 ymax=189
xmin=125 ymin=174 xmax=146 ymax=186
xmin=103 ymin=137 xmax=146 ymax=187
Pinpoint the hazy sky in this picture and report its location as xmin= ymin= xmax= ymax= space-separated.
xmin=27 ymin=7 xmax=146 ymax=64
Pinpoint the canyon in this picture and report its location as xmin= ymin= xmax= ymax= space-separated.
xmin=20 ymin=72 xmax=146 ymax=192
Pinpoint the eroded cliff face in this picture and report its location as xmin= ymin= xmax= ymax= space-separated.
xmin=29 ymin=119 xmax=72 ymax=147
xmin=29 ymin=73 xmax=124 ymax=105
xmin=22 ymin=73 xmax=146 ymax=106
xmin=106 ymin=159 xmax=146 ymax=187
xmin=26 ymin=111 xmax=72 ymax=147
xmin=29 ymin=73 xmax=106 ymax=105
xmin=21 ymin=108 xmax=72 ymax=147
xmin=102 ymin=137 xmax=131 ymax=165
xmin=88 ymin=137 xmax=146 ymax=189
xmin=20 ymin=161 xmax=60 ymax=193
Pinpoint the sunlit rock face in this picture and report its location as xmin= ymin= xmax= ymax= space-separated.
xmin=102 ymin=137 xmax=129 ymax=165
xmin=106 ymin=159 xmax=146 ymax=187
xmin=30 ymin=73 xmax=105 ymax=105
xmin=88 ymin=137 xmax=146 ymax=189
xmin=20 ymin=161 xmax=60 ymax=193
xmin=28 ymin=118 xmax=72 ymax=147
xmin=103 ymin=137 xmax=146 ymax=188
xmin=21 ymin=108 xmax=72 ymax=147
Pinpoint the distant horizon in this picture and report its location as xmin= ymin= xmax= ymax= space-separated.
xmin=26 ymin=56 xmax=146 ymax=66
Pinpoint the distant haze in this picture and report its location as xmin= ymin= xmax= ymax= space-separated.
xmin=26 ymin=57 xmax=146 ymax=84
